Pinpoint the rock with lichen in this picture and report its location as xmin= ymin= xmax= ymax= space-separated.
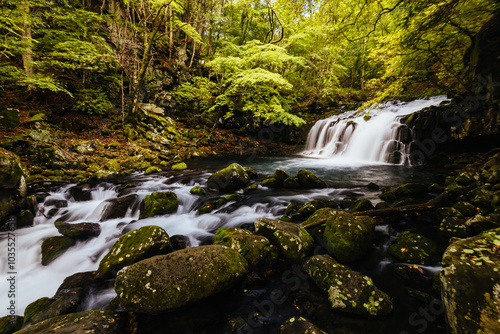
xmin=114 ymin=245 xmax=248 ymax=313
xmin=304 ymin=254 xmax=393 ymax=316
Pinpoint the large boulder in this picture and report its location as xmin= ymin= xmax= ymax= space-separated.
xmin=0 ymin=315 xmax=23 ymax=334
xmin=23 ymin=297 xmax=53 ymax=324
xmin=301 ymin=207 xmax=337 ymax=238
xmin=214 ymin=227 xmax=278 ymax=272
xmin=95 ymin=225 xmax=171 ymax=279
xmin=439 ymin=228 xmax=500 ymax=334
xmin=322 ymin=211 xmax=376 ymax=263
xmin=14 ymin=310 xmax=125 ymax=334
xmin=296 ymin=169 xmax=327 ymax=189
xmin=388 ymin=231 xmax=438 ymax=265
xmin=30 ymin=289 xmax=83 ymax=325
xmin=55 ymin=221 xmax=101 ymax=239
xmin=254 ymin=218 xmax=314 ymax=264
xmin=207 ymin=163 xmax=250 ymax=192
xmin=379 ymin=183 xmax=428 ymax=200
xmin=102 ymin=194 xmax=139 ymax=220
xmin=304 ymin=255 xmax=393 ymax=316
xmin=139 ymin=192 xmax=178 ymax=219
xmin=114 ymin=245 xmax=248 ymax=313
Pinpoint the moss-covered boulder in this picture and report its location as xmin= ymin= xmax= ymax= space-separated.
xmin=452 ymin=201 xmax=478 ymax=217
xmin=31 ymin=289 xmax=83 ymax=325
xmin=301 ymin=208 xmax=337 ymax=238
xmin=440 ymin=228 xmax=500 ymax=334
xmin=23 ymin=297 xmax=53 ymax=324
xmin=244 ymin=183 xmax=258 ymax=193
xmin=380 ymin=183 xmax=428 ymax=200
xmin=279 ymin=317 xmax=327 ymax=334
xmin=15 ymin=310 xmax=124 ymax=334
xmin=388 ymin=231 xmax=438 ymax=265
xmin=172 ymin=162 xmax=187 ymax=171
xmin=0 ymin=315 xmax=23 ymax=334
xmin=95 ymin=225 xmax=171 ymax=279
xmin=296 ymin=169 xmax=327 ymax=189
xmin=190 ymin=186 xmax=206 ymax=195
xmin=466 ymin=186 xmax=494 ymax=213
xmin=439 ymin=218 xmax=471 ymax=238
xmin=41 ymin=236 xmax=75 ymax=266
xmin=102 ymin=194 xmax=139 ymax=220
xmin=297 ymin=199 xmax=337 ymax=218
xmin=214 ymin=227 xmax=278 ymax=271
xmin=304 ymin=255 xmax=393 ymax=316
xmin=261 ymin=177 xmax=279 ymax=188
xmin=349 ymin=199 xmax=374 ymax=212
xmin=52 ymin=271 xmax=96 ymax=300
xmin=0 ymin=149 xmax=23 ymax=189
xmin=283 ymin=177 xmax=301 ymax=189
xmin=274 ymin=168 xmax=290 ymax=185
xmin=114 ymin=245 xmax=248 ymax=313
xmin=55 ymin=221 xmax=101 ymax=239
xmin=207 ymin=163 xmax=250 ymax=192
xmin=254 ymin=218 xmax=314 ymax=264
xmin=322 ymin=211 xmax=375 ymax=263
xmin=139 ymin=191 xmax=178 ymax=219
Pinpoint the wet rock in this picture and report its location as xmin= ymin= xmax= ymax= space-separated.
xmin=455 ymin=171 xmax=479 ymax=185
xmin=15 ymin=310 xmax=124 ymax=334
xmin=41 ymin=236 xmax=75 ymax=265
xmin=0 ymin=315 xmax=23 ymax=334
xmin=96 ymin=225 xmax=171 ymax=279
xmin=68 ymin=184 xmax=92 ymax=202
xmin=139 ymin=191 xmax=178 ymax=218
xmin=274 ymin=168 xmax=290 ymax=185
xmin=466 ymin=186 xmax=494 ymax=213
xmin=301 ymin=207 xmax=337 ymax=238
xmin=283 ymin=177 xmax=301 ymax=189
xmin=432 ymin=207 xmax=464 ymax=221
xmin=31 ymin=288 xmax=83 ymax=325
xmin=243 ymin=183 xmax=258 ymax=194
xmin=24 ymin=297 xmax=53 ymax=324
xmin=55 ymin=221 xmax=101 ymax=239
xmin=190 ymin=186 xmax=206 ymax=195
xmin=366 ymin=182 xmax=380 ymax=190
xmin=0 ymin=149 xmax=24 ymax=189
xmin=145 ymin=166 xmax=162 ymax=174
xmin=16 ymin=210 xmax=34 ymax=228
xmin=170 ymin=234 xmax=190 ymax=250
xmin=388 ymin=231 xmax=438 ymax=265
xmin=304 ymin=254 xmax=393 ymax=316
xmin=102 ymin=194 xmax=139 ymax=220
xmin=322 ymin=211 xmax=375 ymax=263
xmin=261 ymin=177 xmax=279 ymax=188
xmin=244 ymin=167 xmax=258 ymax=179
xmin=254 ymin=218 xmax=314 ymax=264
xmin=439 ymin=218 xmax=471 ymax=238
xmin=114 ymin=245 xmax=248 ymax=313
xmin=198 ymin=201 xmax=216 ymax=214
xmin=207 ymin=163 xmax=250 ymax=192
xmin=296 ymin=169 xmax=327 ymax=189
xmin=279 ymin=316 xmax=327 ymax=334
xmin=440 ymin=228 xmax=500 ymax=334
xmin=297 ymin=199 xmax=337 ymax=218
xmin=44 ymin=199 xmax=68 ymax=208
xmin=53 ymin=271 xmax=96 ymax=299
xmin=465 ymin=214 xmax=500 ymax=234
xmin=214 ymin=227 xmax=278 ymax=271
xmin=349 ymin=199 xmax=374 ymax=212
xmin=375 ymin=201 xmax=390 ymax=209
xmin=172 ymin=162 xmax=187 ymax=171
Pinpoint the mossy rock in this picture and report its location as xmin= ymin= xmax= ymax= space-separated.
xmin=254 ymin=218 xmax=314 ymax=264
xmin=0 ymin=107 xmax=20 ymax=129
xmin=16 ymin=210 xmax=34 ymax=228
xmin=466 ymin=186 xmax=494 ymax=213
xmin=55 ymin=221 xmax=101 ymax=239
xmin=388 ymin=231 xmax=437 ymax=265
xmin=304 ymin=254 xmax=393 ymax=316
xmin=274 ymin=168 xmax=290 ymax=185
xmin=439 ymin=218 xmax=471 ymax=238
xmin=323 ymin=211 xmax=375 ymax=263
xmin=349 ymin=199 xmax=374 ymax=212
xmin=31 ymin=289 xmax=83 ymax=325
xmin=23 ymin=297 xmax=53 ymax=324
xmin=262 ymin=177 xmax=279 ymax=188
xmin=95 ymin=225 xmax=171 ymax=279
xmin=297 ymin=200 xmax=337 ymax=218
xmin=296 ymin=169 xmax=327 ymax=189
xmin=282 ymin=177 xmax=301 ymax=189
xmin=440 ymin=228 xmax=500 ymax=334
xmin=453 ymin=201 xmax=479 ymax=217
xmin=207 ymin=163 xmax=250 ymax=192
xmin=244 ymin=167 xmax=258 ymax=179
xmin=198 ymin=201 xmax=217 ymax=214
xmin=432 ymin=207 xmax=464 ymax=221
xmin=279 ymin=316 xmax=327 ymax=334
xmin=14 ymin=310 xmax=124 ymax=334
xmin=0 ymin=149 xmax=24 ymax=189
xmin=243 ymin=183 xmax=258 ymax=194
xmin=301 ymin=207 xmax=337 ymax=238
xmin=190 ymin=186 xmax=207 ymax=196
xmin=380 ymin=183 xmax=428 ymax=200
xmin=0 ymin=315 xmax=23 ymax=334
xmin=465 ymin=214 xmax=500 ymax=234
xmin=172 ymin=162 xmax=187 ymax=171
xmin=145 ymin=166 xmax=162 ymax=174
xmin=140 ymin=191 xmax=179 ymax=218
xmin=214 ymin=227 xmax=278 ymax=272
xmin=114 ymin=245 xmax=248 ymax=313
xmin=41 ymin=236 xmax=75 ymax=266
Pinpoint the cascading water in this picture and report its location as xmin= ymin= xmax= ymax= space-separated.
xmin=302 ymin=96 xmax=449 ymax=165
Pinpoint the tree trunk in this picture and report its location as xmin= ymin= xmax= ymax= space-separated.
xmin=21 ymin=0 xmax=34 ymax=87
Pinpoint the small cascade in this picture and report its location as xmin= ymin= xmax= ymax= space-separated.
xmin=303 ymin=96 xmax=449 ymax=164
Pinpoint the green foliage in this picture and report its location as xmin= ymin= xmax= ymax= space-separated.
xmin=172 ymin=77 xmax=217 ymax=112
xmin=71 ymin=89 xmax=112 ymax=115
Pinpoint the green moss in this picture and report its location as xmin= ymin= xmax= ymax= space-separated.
xmin=140 ymin=191 xmax=179 ymax=218
xmin=388 ymin=231 xmax=437 ymax=265
xmin=41 ymin=236 xmax=75 ymax=266
xmin=190 ymin=186 xmax=206 ymax=195
xmin=145 ymin=166 xmax=162 ymax=174
xmin=23 ymin=297 xmax=53 ymax=324
xmin=172 ymin=162 xmax=187 ymax=171
xmin=0 ymin=315 xmax=23 ymax=334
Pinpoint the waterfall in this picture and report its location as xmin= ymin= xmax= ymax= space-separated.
xmin=303 ymin=96 xmax=449 ymax=165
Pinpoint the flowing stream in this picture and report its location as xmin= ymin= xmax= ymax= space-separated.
xmin=0 ymin=98 xmax=450 ymax=333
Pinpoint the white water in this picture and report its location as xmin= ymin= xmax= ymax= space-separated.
xmin=302 ymin=96 xmax=449 ymax=165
